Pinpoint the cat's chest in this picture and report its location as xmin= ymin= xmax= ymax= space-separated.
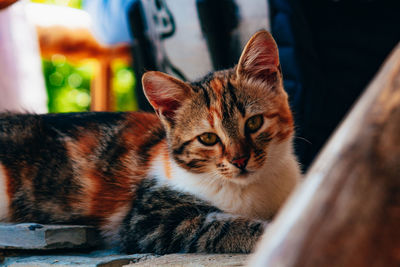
xmin=148 ymin=154 xmax=281 ymax=220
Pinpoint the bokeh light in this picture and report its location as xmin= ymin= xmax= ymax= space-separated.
xmin=43 ymin=58 xmax=93 ymax=112
xmin=112 ymin=60 xmax=137 ymax=111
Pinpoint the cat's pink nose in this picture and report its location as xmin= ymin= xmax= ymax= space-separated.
xmin=231 ymin=156 xmax=249 ymax=170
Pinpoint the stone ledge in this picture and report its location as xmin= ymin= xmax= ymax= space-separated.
xmin=2 ymin=253 xmax=248 ymax=267
xmin=0 ymin=223 xmax=249 ymax=266
xmin=126 ymin=254 xmax=249 ymax=267
xmin=0 ymin=223 xmax=101 ymax=250
xmin=2 ymin=251 xmax=157 ymax=267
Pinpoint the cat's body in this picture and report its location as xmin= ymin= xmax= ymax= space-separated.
xmin=0 ymin=31 xmax=301 ymax=253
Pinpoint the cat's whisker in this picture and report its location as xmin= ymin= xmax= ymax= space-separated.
xmin=295 ymin=136 xmax=312 ymax=144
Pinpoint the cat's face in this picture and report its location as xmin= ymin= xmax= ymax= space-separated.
xmin=143 ymin=30 xmax=294 ymax=184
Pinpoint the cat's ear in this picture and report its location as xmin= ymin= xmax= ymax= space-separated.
xmin=237 ymin=30 xmax=280 ymax=82
xmin=142 ymin=71 xmax=191 ymax=121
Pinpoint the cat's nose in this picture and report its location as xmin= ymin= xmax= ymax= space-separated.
xmin=231 ymin=155 xmax=249 ymax=170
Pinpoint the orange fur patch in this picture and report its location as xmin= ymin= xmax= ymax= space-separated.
xmin=77 ymin=134 xmax=99 ymax=155
xmin=66 ymin=131 xmax=99 ymax=161
xmin=210 ymin=78 xmax=223 ymax=94
xmin=0 ymin=165 xmax=11 ymax=220
xmin=265 ymin=112 xmax=279 ymax=119
xmin=207 ymin=112 xmax=215 ymax=128
xmin=64 ymin=130 xmax=100 ymax=214
xmin=265 ymin=103 xmax=294 ymax=142
xmin=86 ymin=112 xmax=164 ymax=225
xmin=162 ymin=144 xmax=172 ymax=179
xmin=4 ymin=167 xmax=15 ymax=203
xmin=276 ymin=128 xmax=293 ymax=141
xmin=87 ymin=170 xmax=134 ymax=224
xmin=122 ymin=113 xmax=162 ymax=147
xmin=209 ymin=107 xmax=222 ymax=120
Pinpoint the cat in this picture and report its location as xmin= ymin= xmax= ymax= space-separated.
xmin=0 ymin=30 xmax=301 ymax=254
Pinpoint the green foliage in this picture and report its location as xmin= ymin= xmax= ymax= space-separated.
xmin=43 ymin=56 xmax=92 ymax=113
xmin=31 ymin=0 xmax=82 ymax=9
xmin=42 ymin=56 xmax=137 ymax=113
xmin=112 ymin=60 xmax=137 ymax=111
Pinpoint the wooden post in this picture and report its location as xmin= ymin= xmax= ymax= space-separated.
xmin=91 ymin=57 xmax=113 ymax=111
xmin=250 ymin=44 xmax=400 ymax=267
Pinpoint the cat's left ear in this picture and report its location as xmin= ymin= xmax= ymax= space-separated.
xmin=142 ymin=71 xmax=191 ymax=122
xmin=237 ymin=30 xmax=280 ymax=83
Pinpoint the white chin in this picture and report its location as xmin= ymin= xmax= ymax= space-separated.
xmin=227 ymin=171 xmax=257 ymax=185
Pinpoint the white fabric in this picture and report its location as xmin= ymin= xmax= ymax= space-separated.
xmin=0 ymin=1 xmax=47 ymax=113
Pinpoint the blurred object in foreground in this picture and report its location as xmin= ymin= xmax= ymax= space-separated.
xmin=0 ymin=1 xmax=48 ymax=113
xmin=27 ymin=2 xmax=134 ymax=112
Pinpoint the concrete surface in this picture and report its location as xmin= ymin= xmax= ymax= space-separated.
xmin=2 ymin=250 xmax=157 ymax=267
xmin=126 ymin=254 xmax=249 ymax=267
xmin=0 ymin=223 xmax=100 ymax=250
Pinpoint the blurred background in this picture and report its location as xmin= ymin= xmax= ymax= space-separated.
xmin=22 ymin=0 xmax=136 ymax=113
xmin=0 ymin=0 xmax=268 ymax=114
xmin=0 ymin=0 xmax=399 ymax=169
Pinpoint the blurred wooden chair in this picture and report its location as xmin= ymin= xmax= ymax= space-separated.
xmin=27 ymin=3 xmax=132 ymax=111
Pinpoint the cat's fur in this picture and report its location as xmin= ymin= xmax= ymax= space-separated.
xmin=0 ymin=31 xmax=301 ymax=253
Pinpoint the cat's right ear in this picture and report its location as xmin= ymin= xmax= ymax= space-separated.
xmin=236 ymin=30 xmax=280 ymax=84
xmin=142 ymin=71 xmax=191 ymax=122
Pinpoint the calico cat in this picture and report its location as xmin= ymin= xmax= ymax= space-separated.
xmin=0 ymin=30 xmax=301 ymax=254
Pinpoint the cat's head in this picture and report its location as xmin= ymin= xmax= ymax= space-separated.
xmin=143 ymin=30 xmax=294 ymax=184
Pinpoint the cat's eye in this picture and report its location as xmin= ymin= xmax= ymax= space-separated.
xmin=198 ymin=132 xmax=219 ymax=146
xmin=246 ymin=115 xmax=264 ymax=133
